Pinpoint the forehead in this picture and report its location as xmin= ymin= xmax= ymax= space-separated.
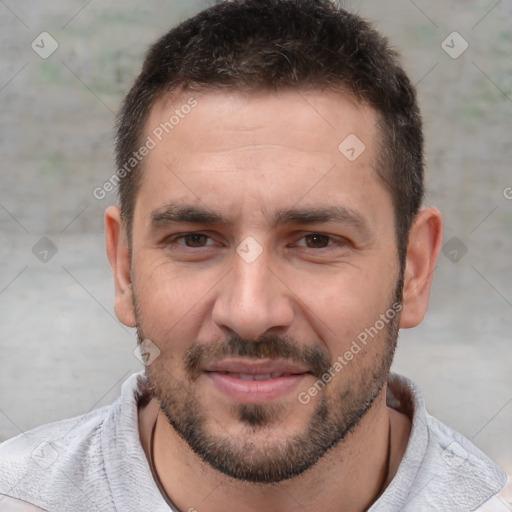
xmin=147 ymin=87 xmax=378 ymax=157
xmin=134 ymin=87 xmax=390 ymax=230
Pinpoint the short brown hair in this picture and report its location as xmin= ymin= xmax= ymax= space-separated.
xmin=115 ymin=0 xmax=424 ymax=267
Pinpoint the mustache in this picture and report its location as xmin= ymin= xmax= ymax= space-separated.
xmin=183 ymin=333 xmax=333 ymax=380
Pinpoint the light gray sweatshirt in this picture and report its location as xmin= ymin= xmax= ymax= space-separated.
xmin=0 ymin=372 xmax=510 ymax=511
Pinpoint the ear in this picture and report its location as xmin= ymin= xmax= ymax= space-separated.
xmin=399 ymin=206 xmax=443 ymax=329
xmin=105 ymin=206 xmax=136 ymax=328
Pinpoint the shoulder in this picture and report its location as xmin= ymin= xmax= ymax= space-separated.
xmin=383 ymin=373 xmax=508 ymax=511
xmin=0 ymin=404 xmax=111 ymax=511
xmin=423 ymin=412 xmax=508 ymax=506
xmin=477 ymin=475 xmax=512 ymax=511
xmin=0 ymin=372 xmax=148 ymax=512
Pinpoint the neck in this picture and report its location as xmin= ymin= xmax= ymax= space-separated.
xmin=139 ymin=388 xmax=411 ymax=512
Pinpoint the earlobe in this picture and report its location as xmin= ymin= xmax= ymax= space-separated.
xmin=399 ymin=207 xmax=443 ymax=329
xmin=105 ymin=206 xmax=136 ymax=328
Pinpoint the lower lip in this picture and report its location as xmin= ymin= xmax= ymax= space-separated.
xmin=205 ymin=372 xmax=309 ymax=402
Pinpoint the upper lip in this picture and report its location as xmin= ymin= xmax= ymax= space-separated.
xmin=203 ymin=358 xmax=310 ymax=375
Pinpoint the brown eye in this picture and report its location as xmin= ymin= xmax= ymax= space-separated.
xmin=182 ymin=233 xmax=209 ymax=247
xmin=303 ymin=234 xmax=332 ymax=249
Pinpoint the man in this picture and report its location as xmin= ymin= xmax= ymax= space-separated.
xmin=0 ymin=1 xmax=510 ymax=510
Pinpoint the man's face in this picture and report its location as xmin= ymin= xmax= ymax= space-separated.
xmin=129 ymin=88 xmax=402 ymax=483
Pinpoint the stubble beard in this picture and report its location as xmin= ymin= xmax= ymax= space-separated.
xmin=134 ymin=278 xmax=402 ymax=484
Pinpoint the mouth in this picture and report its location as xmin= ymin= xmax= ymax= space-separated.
xmin=213 ymin=372 xmax=299 ymax=381
xmin=202 ymin=359 xmax=312 ymax=402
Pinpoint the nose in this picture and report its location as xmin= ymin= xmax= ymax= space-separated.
xmin=211 ymin=247 xmax=295 ymax=341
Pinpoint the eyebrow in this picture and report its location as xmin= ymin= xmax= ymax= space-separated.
xmin=151 ymin=203 xmax=370 ymax=233
xmin=152 ymin=204 xmax=226 ymax=226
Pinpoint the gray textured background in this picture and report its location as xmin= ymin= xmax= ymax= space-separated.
xmin=1 ymin=0 xmax=511 ymax=476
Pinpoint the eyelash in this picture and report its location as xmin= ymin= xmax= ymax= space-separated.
xmin=165 ymin=232 xmax=346 ymax=251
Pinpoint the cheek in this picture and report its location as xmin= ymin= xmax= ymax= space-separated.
xmin=132 ymin=259 xmax=220 ymax=339
xmin=301 ymin=265 xmax=397 ymax=350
